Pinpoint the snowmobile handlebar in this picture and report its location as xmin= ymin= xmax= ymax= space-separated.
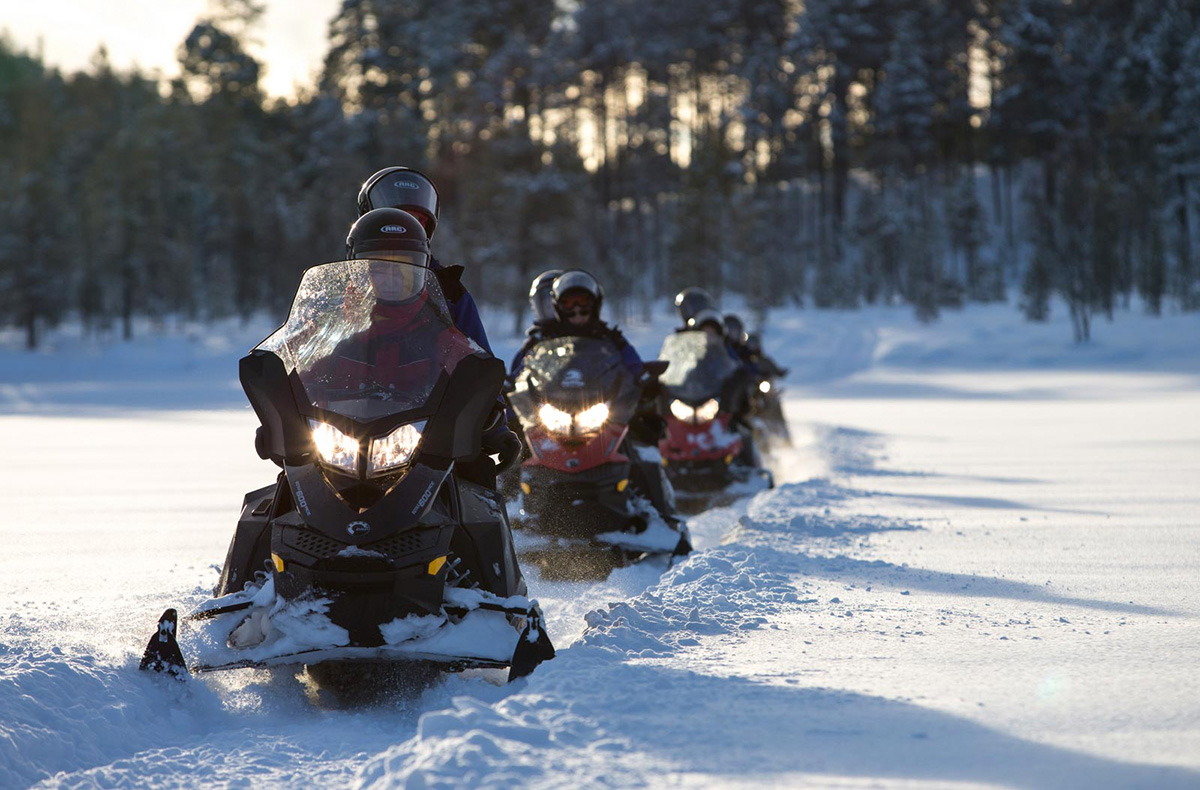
xmin=642 ymin=360 xmax=669 ymax=378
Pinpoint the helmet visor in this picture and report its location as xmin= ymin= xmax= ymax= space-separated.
xmin=551 ymin=270 xmax=601 ymax=301
xmin=364 ymin=258 xmax=428 ymax=303
xmin=364 ymin=176 xmax=438 ymax=222
xmin=559 ymin=290 xmax=596 ymax=313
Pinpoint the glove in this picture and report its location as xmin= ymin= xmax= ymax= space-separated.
xmin=483 ymin=426 xmax=524 ymax=475
xmin=639 ymin=377 xmax=663 ymax=403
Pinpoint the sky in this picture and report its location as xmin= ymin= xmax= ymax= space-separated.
xmin=3 ymin=0 xmax=342 ymax=99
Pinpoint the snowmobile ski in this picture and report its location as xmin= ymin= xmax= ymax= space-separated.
xmin=139 ymin=608 xmax=187 ymax=678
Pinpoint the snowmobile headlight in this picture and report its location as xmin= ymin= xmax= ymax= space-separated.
xmin=669 ymin=399 xmax=694 ymax=422
xmin=695 ymin=398 xmax=720 ymax=422
xmin=310 ymin=419 xmax=360 ymax=475
xmin=539 ymin=403 xmax=573 ymax=433
xmin=575 ymin=402 xmax=609 ymax=432
xmin=759 ymin=380 xmax=772 ymax=394
xmin=368 ymin=420 xmax=425 ymax=476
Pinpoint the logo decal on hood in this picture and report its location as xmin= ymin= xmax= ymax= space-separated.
xmin=562 ymin=369 xmax=585 ymax=389
xmin=347 ymin=520 xmax=371 ymax=536
xmin=380 ymin=225 xmax=407 ymax=233
xmin=293 ymin=483 xmax=311 ymax=516
xmin=394 ymin=180 xmax=421 ymax=190
xmin=412 ymin=481 xmax=436 ymax=514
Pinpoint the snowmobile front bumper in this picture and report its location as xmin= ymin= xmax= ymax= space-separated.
xmin=662 ymin=457 xmax=747 ymax=492
xmin=139 ymin=583 xmax=554 ymax=682
xmin=517 ymin=463 xmax=689 ymax=557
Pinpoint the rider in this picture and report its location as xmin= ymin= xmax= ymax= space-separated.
xmin=726 ymin=314 xmax=787 ymax=380
xmin=510 ymin=270 xmax=645 ymax=382
xmin=679 ymin=306 xmax=759 ymax=447
xmin=356 ymin=167 xmax=494 ymax=356
xmin=509 ymin=269 xmax=564 ymax=380
xmin=530 ymin=269 xmax=564 ymax=324
xmin=687 ymin=308 xmax=726 ymax=340
xmin=723 ymin=313 xmax=754 ymax=363
xmin=344 ymin=207 xmax=521 ymax=488
xmin=673 ymin=286 xmax=717 ymax=332
xmin=675 ymin=290 xmax=762 ymax=376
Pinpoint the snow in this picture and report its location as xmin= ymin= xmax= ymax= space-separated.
xmin=2 ymin=301 xmax=1199 ymax=788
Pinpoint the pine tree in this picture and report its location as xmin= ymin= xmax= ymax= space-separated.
xmin=947 ymin=173 xmax=995 ymax=301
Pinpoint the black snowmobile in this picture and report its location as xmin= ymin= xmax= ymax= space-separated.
xmin=508 ymin=337 xmax=690 ymax=579
xmin=656 ymin=331 xmax=773 ymax=510
xmin=745 ymin=333 xmax=791 ymax=451
xmin=141 ymin=259 xmax=554 ymax=684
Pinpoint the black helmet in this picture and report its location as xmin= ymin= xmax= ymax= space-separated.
xmin=529 ymin=268 xmax=564 ymax=322
xmin=674 ymin=287 xmax=715 ymax=324
xmin=346 ymin=207 xmax=431 ymax=265
xmin=723 ymin=314 xmax=747 ymax=344
xmin=551 ymin=269 xmax=604 ymax=323
xmin=357 ymin=167 xmax=441 ymax=239
xmin=688 ymin=308 xmax=724 ymax=335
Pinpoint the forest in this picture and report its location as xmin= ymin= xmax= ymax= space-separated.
xmin=2 ymin=0 xmax=1199 ymax=348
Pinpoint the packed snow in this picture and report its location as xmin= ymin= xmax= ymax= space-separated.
xmin=2 ymin=301 xmax=1198 ymax=789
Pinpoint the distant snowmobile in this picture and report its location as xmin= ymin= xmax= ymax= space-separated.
xmin=741 ymin=329 xmax=791 ymax=450
xmin=508 ymin=336 xmax=691 ymax=578
xmin=747 ymin=373 xmax=791 ymax=454
xmin=141 ymin=259 xmax=554 ymax=685
xmin=656 ymin=330 xmax=773 ymax=508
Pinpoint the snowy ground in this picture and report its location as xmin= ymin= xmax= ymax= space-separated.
xmin=2 ymin=302 xmax=1198 ymax=789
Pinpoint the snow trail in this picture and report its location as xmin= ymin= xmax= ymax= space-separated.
xmin=3 ymin=302 xmax=1199 ymax=788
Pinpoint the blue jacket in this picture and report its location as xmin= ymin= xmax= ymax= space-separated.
xmin=430 ymin=257 xmax=493 ymax=355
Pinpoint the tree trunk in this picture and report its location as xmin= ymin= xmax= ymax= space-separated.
xmin=829 ymin=68 xmax=849 ymax=262
xmin=25 ymin=314 xmax=38 ymax=351
xmin=1004 ymin=164 xmax=1016 ymax=276
xmin=1177 ymin=175 xmax=1194 ymax=310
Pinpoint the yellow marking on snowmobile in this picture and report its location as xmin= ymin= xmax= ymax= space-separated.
xmin=520 ymin=481 xmax=532 ymax=495
xmin=617 ymin=478 xmax=629 ymax=492
xmin=271 ymin=553 xmax=285 ymax=572
xmin=661 ymin=457 xmax=669 ymax=467
xmin=427 ymin=555 xmax=448 ymax=575
xmin=724 ymin=454 xmax=734 ymax=465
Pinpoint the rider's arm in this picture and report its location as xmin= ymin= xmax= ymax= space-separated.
xmin=509 ymin=335 xmax=540 ymax=378
xmin=447 ymin=289 xmax=494 ymax=356
xmin=606 ymin=325 xmax=645 ymax=377
xmin=431 ymin=260 xmax=495 ymax=356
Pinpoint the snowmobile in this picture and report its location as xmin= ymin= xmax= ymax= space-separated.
xmin=141 ymin=259 xmax=554 ymax=684
xmin=745 ymin=334 xmax=791 ymax=450
xmin=656 ymin=330 xmax=773 ymax=509
xmin=507 ymin=336 xmax=691 ymax=577
xmin=749 ymin=372 xmax=791 ymax=452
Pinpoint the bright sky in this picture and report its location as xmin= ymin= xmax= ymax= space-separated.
xmin=3 ymin=0 xmax=342 ymax=99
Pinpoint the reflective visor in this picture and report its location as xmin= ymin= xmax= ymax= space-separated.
xmin=359 ymin=249 xmax=429 ymax=266
xmin=365 ymin=259 xmax=427 ymax=303
xmin=559 ymin=290 xmax=592 ymax=309
xmin=365 ymin=178 xmax=438 ymax=224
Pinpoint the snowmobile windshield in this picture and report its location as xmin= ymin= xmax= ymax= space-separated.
xmin=657 ymin=330 xmax=739 ymax=403
xmin=518 ymin=336 xmax=637 ymax=415
xmin=255 ymin=259 xmax=485 ymax=421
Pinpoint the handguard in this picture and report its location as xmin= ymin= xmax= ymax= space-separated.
xmin=486 ymin=428 xmax=525 ymax=474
